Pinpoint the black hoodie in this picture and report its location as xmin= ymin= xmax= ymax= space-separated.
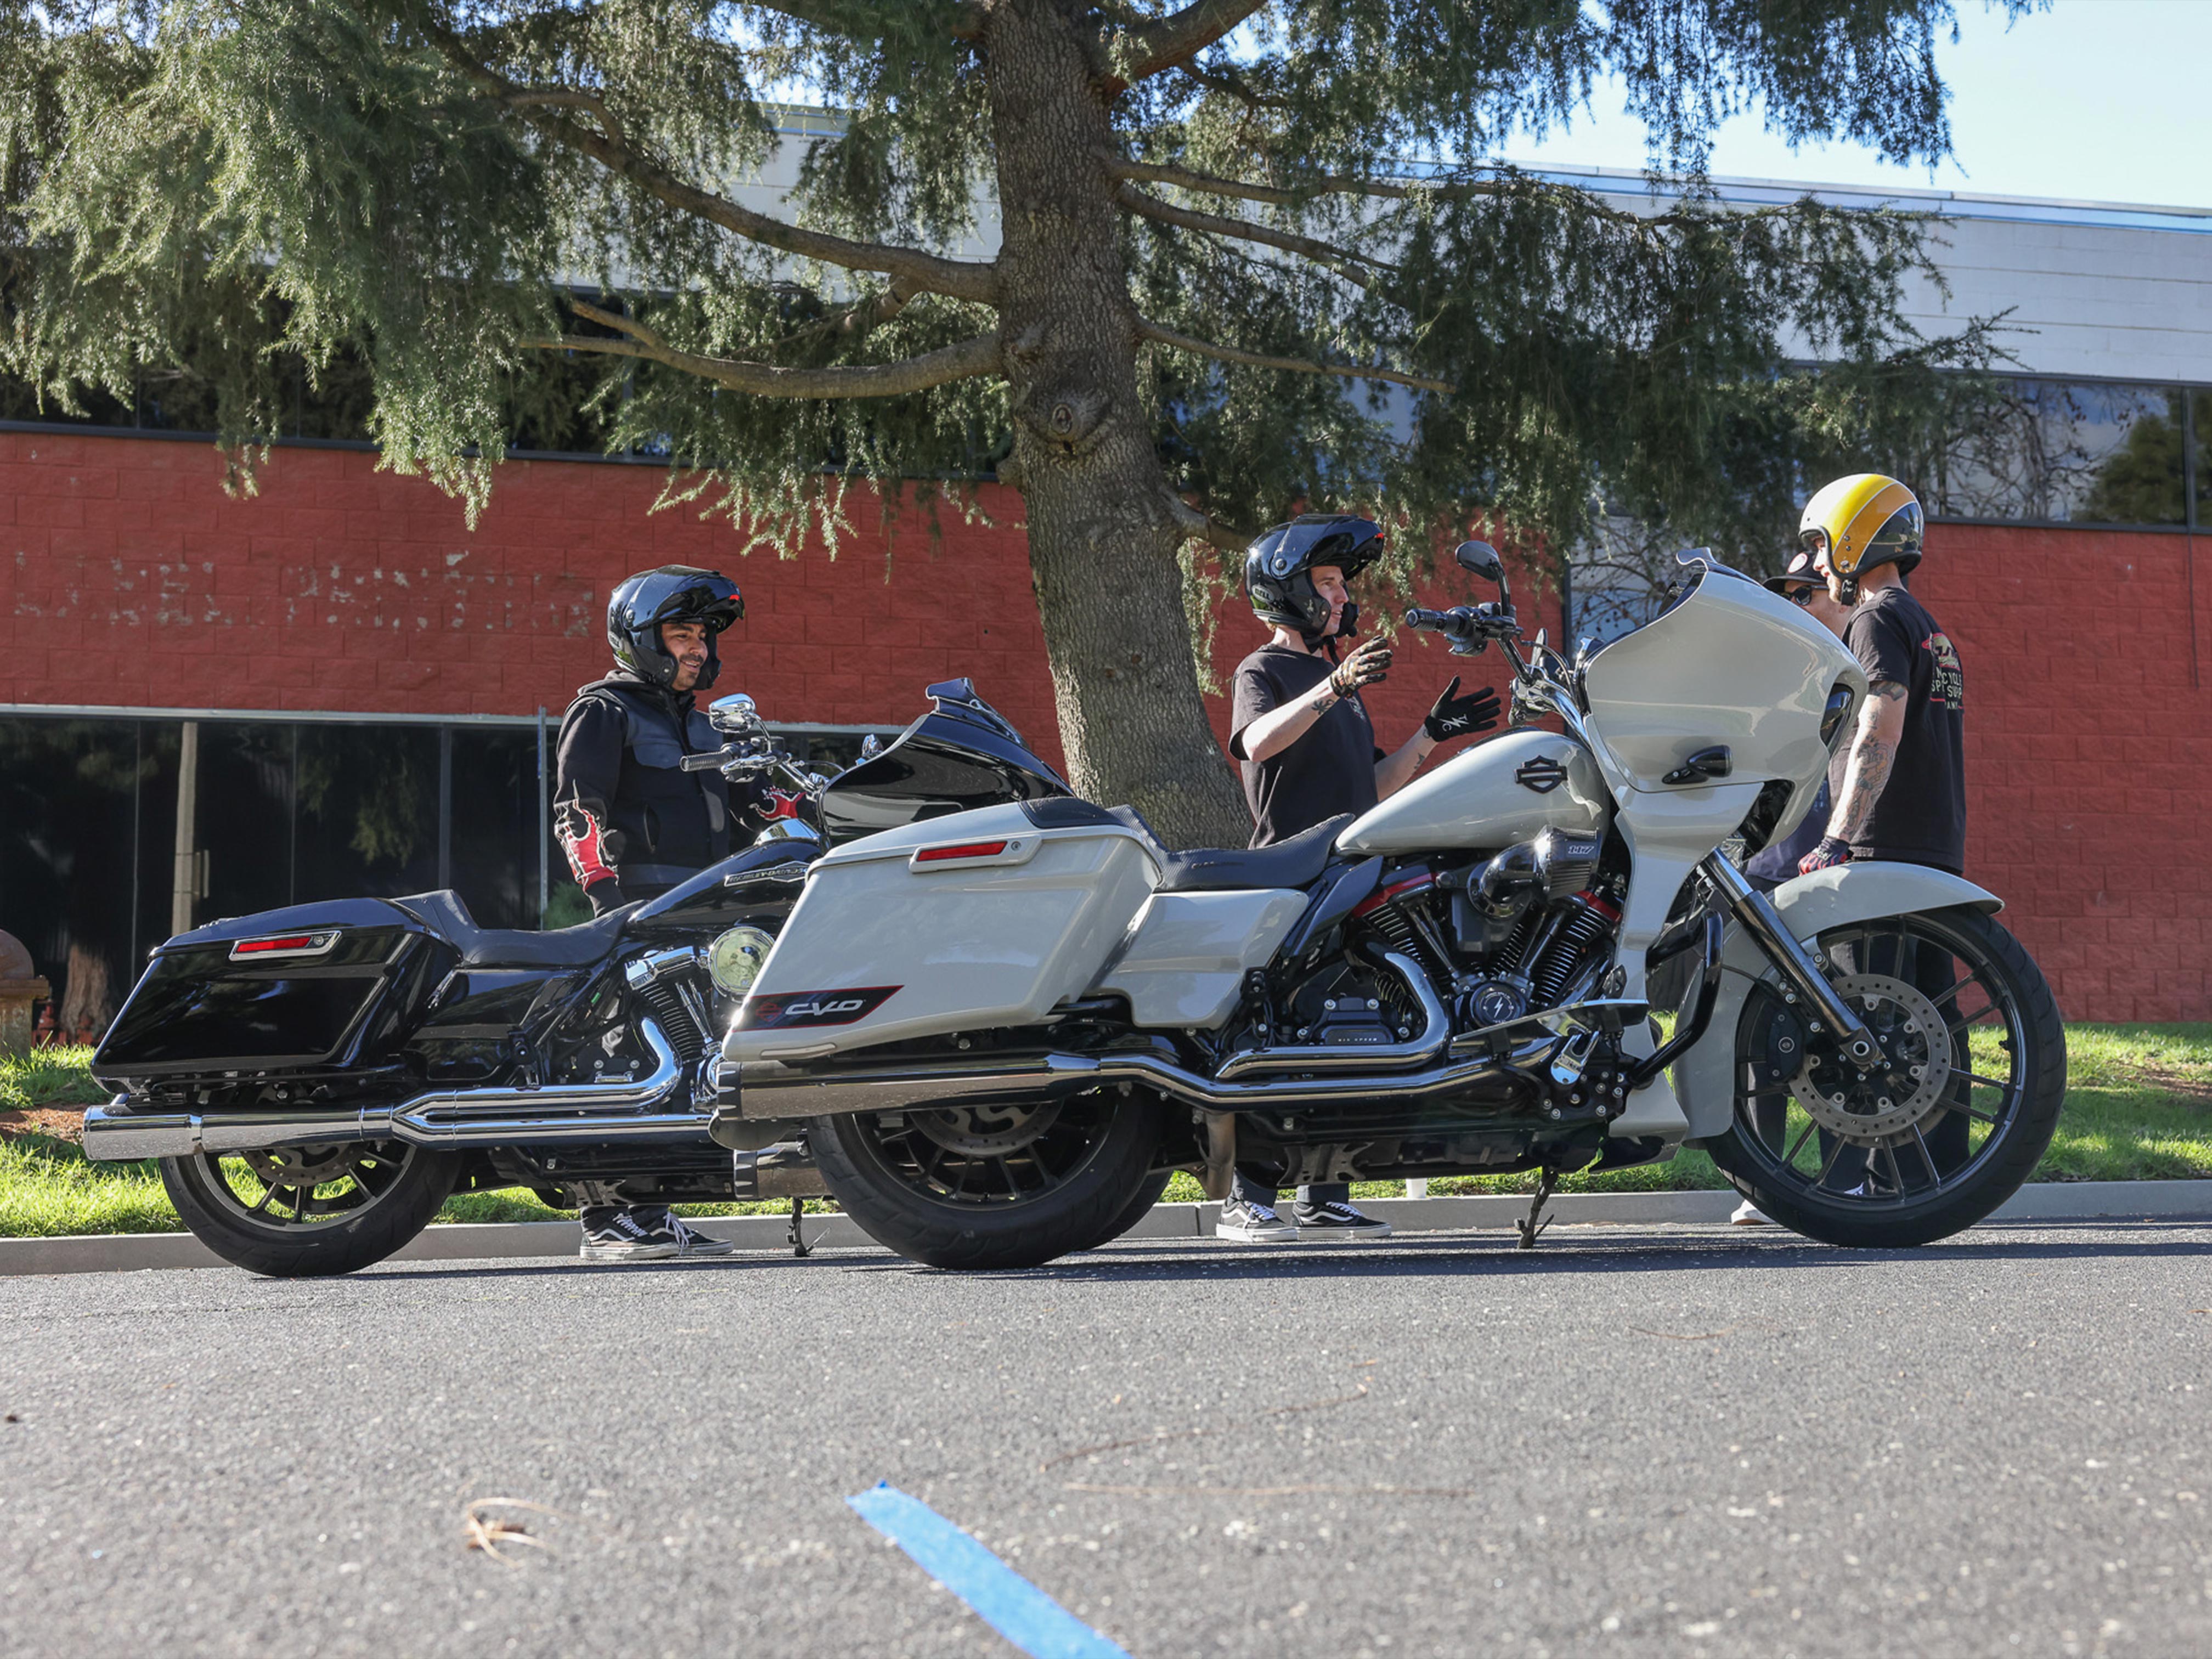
xmin=553 ymin=672 xmax=764 ymax=900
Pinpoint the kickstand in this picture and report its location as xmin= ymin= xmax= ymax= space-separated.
xmin=788 ymin=1196 xmax=814 ymax=1259
xmin=1515 ymin=1168 xmax=1560 ymax=1251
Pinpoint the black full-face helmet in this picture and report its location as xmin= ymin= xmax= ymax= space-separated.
xmin=606 ymin=565 xmax=744 ymax=690
xmin=1244 ymin=515 xmax=1384 ymax=645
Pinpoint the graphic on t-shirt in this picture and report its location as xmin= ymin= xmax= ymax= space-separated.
xmin=1923 ymin=631 xmax=1965 ymax=710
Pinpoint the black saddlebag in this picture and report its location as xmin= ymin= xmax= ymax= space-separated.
xmin=92 ymin=898 xmax=454 ymax=1086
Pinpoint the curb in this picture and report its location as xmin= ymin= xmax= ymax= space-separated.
xmin=4 ymin=1181 xmax=2209 ymax=1277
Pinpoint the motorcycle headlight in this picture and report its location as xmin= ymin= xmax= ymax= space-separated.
xmin=1820 ymin=683 xmax=1857 ymax=751
xmin=707 ymin=925 xmax=775 ymax=996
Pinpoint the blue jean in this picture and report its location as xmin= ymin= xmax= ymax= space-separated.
xmin=1231 ymin=1171 xmax=1348 ymax=1213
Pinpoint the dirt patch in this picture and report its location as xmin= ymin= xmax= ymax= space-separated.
xmin=2119 ymin=1061 xmax=2212 ymax=1105
xmin=0 ymin=1108 xmax=85 ymax=1145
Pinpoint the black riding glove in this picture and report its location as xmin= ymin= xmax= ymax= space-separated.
xmin=1423 ymin=676 xmax=1503 ymax=742
xmin=1798 ymin=837 xmax=1853 ymax=874
xmin=1325 ymin=636 xmax=1392 ymax=699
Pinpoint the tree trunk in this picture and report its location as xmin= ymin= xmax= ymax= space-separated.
xmin=983 ymin=0 xmax=1249 ymax=850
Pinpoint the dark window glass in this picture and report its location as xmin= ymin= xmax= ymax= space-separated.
xmin=1931 ymin=380 xmax=2187 ymax=526
xmin=2194 ymin=391 xmax=2211 ymax=531
xmin=448 ymin=729 xmax=544 ymax=929
xmin=195 ymin=723 xmax=297 ymax=924
xmin=0 ymin=719 xmax=142 ymax=1039
xmin=292 ymin=726 xmax=442 ymax=904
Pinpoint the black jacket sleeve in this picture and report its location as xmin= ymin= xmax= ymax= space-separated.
xmin=553 ymin=695 xmax=628 ymax=904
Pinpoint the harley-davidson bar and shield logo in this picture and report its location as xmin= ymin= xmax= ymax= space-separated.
xmin=737 ymin=985 xmax=902 ymax=1029
xmin=1515 ymin=755 xmax=1570 ymax=794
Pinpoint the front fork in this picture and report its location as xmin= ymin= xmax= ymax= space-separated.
xmin=1700 ymin=852 xmax=1884 ymax=1071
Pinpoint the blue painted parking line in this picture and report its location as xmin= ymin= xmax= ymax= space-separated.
xmin=845 ymin=1481 xmax=1132 ymax=1659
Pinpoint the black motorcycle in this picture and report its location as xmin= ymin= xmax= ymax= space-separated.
xmin=84 ymin=681 xmax=1080 ymax=1276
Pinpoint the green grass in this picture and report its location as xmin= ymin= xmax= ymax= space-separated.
xmin=3 ymin=1026 xmax=2208 ymax=1238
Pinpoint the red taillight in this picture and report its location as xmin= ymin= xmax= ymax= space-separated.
xmin=228 ymin=930 xmax=340 ymax=960
xmin=915 ymin=840 xmax=1009 ymax=863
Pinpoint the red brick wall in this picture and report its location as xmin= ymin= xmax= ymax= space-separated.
xmin=4 ymin=431 xmax=2202 ymax=1022
xmin=1915 ymin=523 xmax=2211 ymax=1024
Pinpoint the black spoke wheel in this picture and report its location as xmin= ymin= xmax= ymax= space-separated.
xmin=1707 ymin=905 xmax=2066 ymax=1248
xmin=161 ymin=1139 xmax=463 ymax=1278
xmin=810 ymin=1089 xmax=1164 ymax=1269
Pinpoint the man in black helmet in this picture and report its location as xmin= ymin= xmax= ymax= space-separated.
xmin=553 ymin=563 xmax=761 ymax=1262
xmin=1216 ymin=515 xmax=1502 ymax=1246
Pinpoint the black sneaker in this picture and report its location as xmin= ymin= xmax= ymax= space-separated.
xmin=579 ymin=1205 xmax=735 ymax=1262
xmin=1293 ymin=1200 xmax=1392 ymax=1240
xmin=1214 ymin=1197 xmax=1299 ymax=1244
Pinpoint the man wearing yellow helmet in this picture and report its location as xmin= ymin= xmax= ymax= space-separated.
xmin=1794 ymin=473 xmax=1970 ymax=1189
xmin=1795 ymin=473 xmax=1966 ymax=877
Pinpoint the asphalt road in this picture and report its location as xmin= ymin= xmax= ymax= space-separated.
xmin=2 ymin=1221 xmax=2208 ymax=1659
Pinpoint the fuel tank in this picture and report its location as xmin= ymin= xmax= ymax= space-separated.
xmin=1336 ymin=729 xmax=1610 ymax=856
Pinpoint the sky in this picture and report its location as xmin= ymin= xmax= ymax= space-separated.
xmin=1502 ymin=0 xmax=2212 ymax=211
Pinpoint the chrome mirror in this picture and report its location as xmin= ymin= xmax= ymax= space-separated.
xmin=708 ymin=693 xmax=764 ymax=736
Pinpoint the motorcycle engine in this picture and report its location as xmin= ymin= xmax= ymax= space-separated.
xmin=1312 ymin=828 xmax=1624 ymax=1039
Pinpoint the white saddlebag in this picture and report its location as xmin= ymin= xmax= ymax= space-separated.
xmin=723 ymin=803 xmax=1161 ymax=1062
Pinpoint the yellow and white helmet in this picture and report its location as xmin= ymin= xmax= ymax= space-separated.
xmin=1798 ymin=473 xmax=1923 ymax=600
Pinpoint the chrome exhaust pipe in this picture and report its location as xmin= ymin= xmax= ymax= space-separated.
xmin=83 ymin=1020 xmax=703 ymax=1162
xmin=1213 ymin=949 xmax=1448 ymax=1078
xmin=727 ymin=1025 xmax=1562 ymax=1123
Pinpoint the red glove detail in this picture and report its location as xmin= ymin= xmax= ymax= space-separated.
xmin=1798 ymin=837 xmax=1854 ymax=875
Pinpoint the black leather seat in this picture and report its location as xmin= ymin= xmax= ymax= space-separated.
xmin=390 ymin=890 xmax=639 ymax=969
xmin=1148 ymin=813 xmax=1354 ymax=893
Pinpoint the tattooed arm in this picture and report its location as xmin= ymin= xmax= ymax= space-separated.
xmin=1826 ymin=679 xmax=1909 ymax=843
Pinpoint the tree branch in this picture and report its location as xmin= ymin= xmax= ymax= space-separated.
xmin=1166 ymin=491 xmax=1254 ymax=556
xmin=414 ymin=13 xmax=998 ymax=304
xmin=534 ymin=301 xmax=1001 ymax=398
xmin=1114 ymin=183 xmax=1387 ymax=289
xmin=501 ymin=86 xmax=625 ymax=148
xmin=1107 ymin=1 xmax=1270 ymax=91
xmin=749 ymin=0 xmax=986 ymax=41
xmin=1172 ymin=58 xmax=1294 ymax=110
xmin=1136 ymin=318 xmax=1453 ymax=394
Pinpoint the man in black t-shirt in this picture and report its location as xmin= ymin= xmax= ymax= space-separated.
xmin=1216 ymin=516 xmax=1501 ymax=1245
xmin=1793 ymin=474 xmax=1972 ymax=1182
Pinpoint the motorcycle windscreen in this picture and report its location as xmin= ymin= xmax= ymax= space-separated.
xmin=816 ymin=707 xmax=1070 ymax=843
xmin=724 ymin=803 xmax=1158 ymax=1062
xmin=1581 ymin=562 xmax=1862 ymax=798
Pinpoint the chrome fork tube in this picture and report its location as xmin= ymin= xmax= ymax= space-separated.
xmin=1700 ymin=852 xmax=1882 ymax=1069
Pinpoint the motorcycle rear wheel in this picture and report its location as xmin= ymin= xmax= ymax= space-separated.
xmin=1077 ymin=1169 xmax=1175 ymax=1250
xmin=161 ymin=1141 xmax=463 ymax=1278
xmin=811 ymin=1091 xmax=1164 ymax=1269
xmin=1706 ymin=905 xmax=2066 ymax=1248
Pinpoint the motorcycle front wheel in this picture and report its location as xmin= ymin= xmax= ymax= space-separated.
xmin=161 ymin=1141 xmax=463 ymax=1278
xmin=810 ymin=1090 xmax=1165 ymax=1269
xmin=1706 ymin=905 xmax=2067 ymax=1248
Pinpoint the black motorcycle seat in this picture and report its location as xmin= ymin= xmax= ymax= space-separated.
xmin=390 ymin=890 xmax=639 ymax=969
xmin=1146 ymin=813 xmax=1355 ymax=893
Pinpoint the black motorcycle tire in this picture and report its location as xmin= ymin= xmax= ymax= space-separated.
xmin=1706 ymin=906 xmax=2066 ymax=1249
xmin=161 ymin=1143 xmax=464 ymax=1279
xmin=1076 ymin=1169 xmax=1175 ymax=1251
xmin=810 ymin=1093 xmax=1165 ymax=1271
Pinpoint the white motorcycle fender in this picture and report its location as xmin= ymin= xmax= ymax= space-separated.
xmin=1670 ymin=863 xmax=2005 ymax=1140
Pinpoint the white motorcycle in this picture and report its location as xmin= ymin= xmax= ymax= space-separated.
xmin=710 ymin=544 xmax=2066 ymax=1268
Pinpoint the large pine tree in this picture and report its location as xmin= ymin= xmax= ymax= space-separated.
xmin=2 ymin=1 xmax=2013 ymax=844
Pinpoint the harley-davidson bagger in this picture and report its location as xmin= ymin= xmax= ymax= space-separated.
xmin=81 ymin=682 xmax=1082 ymax=1275
xmin=711 ymin=544 xmax=2066 ymax=1269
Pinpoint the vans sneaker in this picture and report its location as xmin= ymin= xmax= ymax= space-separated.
xmin=1214 ymin=1198 xmax=1299 ymax=1244
xmin=579 ymin=1206 xmax=735 ymax=1262
xmin=1293 ymin=1200 xmax=1392 ymax=1240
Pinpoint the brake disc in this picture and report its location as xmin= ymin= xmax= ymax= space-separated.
xmin=240 ymin=1146 xmax=358 ymax=1187
xmin=1790 ymin=973 xmax=1954 ymax=1145
xmin=908 ymin=1102 xmax=1062 ymax=1158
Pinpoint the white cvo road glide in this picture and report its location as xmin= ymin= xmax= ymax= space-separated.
xmin=711 ymin=543 xmax=2065 ymax=1268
